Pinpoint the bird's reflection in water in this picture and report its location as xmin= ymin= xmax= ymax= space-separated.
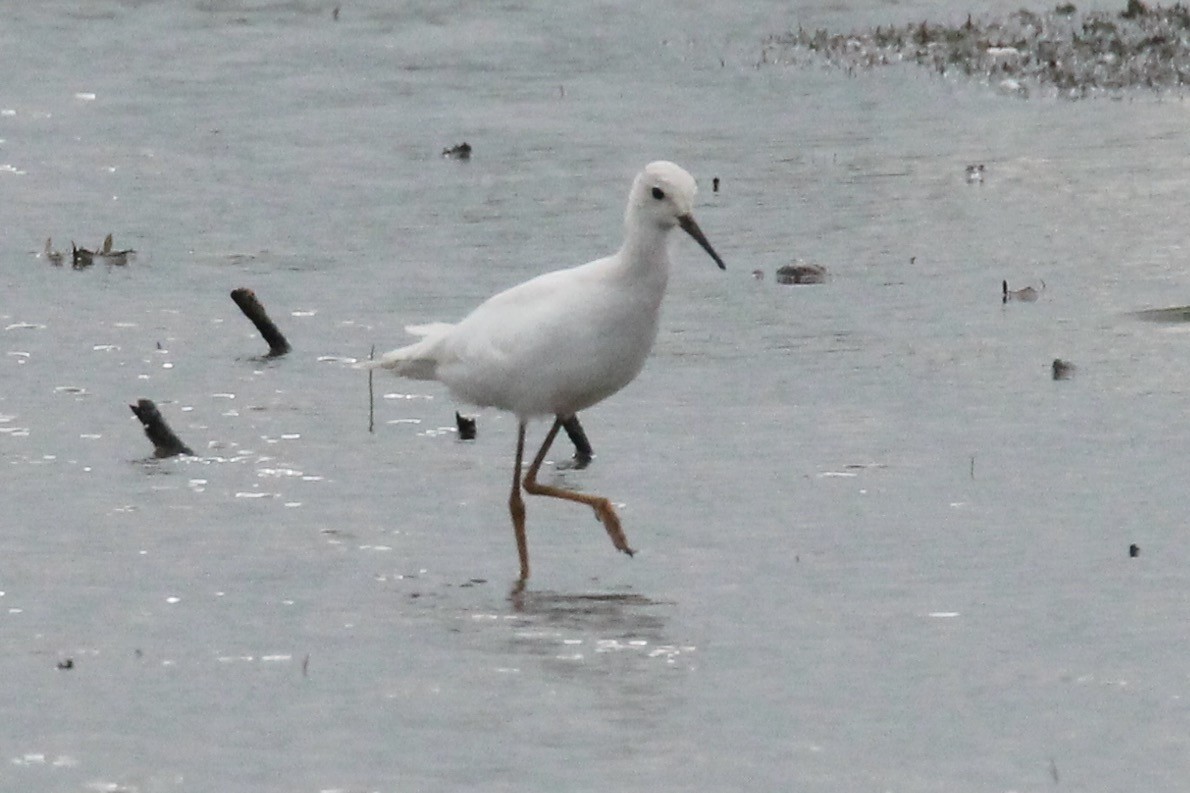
xmin=509 ymin=589 xmax=665 ymax=619
xmin=501 ymin=589 xmax=691 ymax=670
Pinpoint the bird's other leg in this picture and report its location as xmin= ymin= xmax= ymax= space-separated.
xmin=561 ymin=414 xmax=594 ymax=469
xmin=510 ymin=421 xmax=530 ymax=585
xmin=523 ymin=416 xmax=635 ymax=557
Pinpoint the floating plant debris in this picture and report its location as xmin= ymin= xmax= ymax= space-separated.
xmin=765 ymin=1 xmax=1190 ymax=97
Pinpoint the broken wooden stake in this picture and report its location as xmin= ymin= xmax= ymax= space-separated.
xmin=130 ymin=398 xmax=194 ymax=457
xmin=562 ymin=415 xmax=593 ymax=468
xmin=230 ymin=287 xmax=291 ymax=357
xmin=456 ymin=412 xmax=477 ymax=440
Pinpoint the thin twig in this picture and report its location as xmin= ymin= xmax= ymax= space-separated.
xmin=368 ymin=344 xmax=375 ymax=434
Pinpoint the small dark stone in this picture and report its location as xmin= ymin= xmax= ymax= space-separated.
xmin=712 ymin=176 xmax=720 ymax=193
xmin=57 ymin=658 xmax=74 ymax=670
xmin=1129 ymin=543 xmax=1140 ymax=557
xmin=775 ymin=262 xmax=827 ymax=285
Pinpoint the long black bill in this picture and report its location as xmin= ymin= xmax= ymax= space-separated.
xmin=678 ymin=214 xmax=726 ymax=270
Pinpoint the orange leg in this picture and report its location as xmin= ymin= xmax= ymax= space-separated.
xmin=523 ymin=416 xmax=635 ymax=557
xmin=509 ymin=421 xmax=530 ymax=583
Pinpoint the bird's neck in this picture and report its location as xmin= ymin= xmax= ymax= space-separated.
xmin=617 ymin=222 xmax=672 ymax=288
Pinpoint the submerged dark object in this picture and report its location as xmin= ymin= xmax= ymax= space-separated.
xmin=1132 ymin=305 xmax=1190 ymax=323
xmin=1129 ymin=543 xmax=1140 ymax=558
xmin=442 ymin=142 xmax=472 ymax=160
xmin=775 ymin=262 xmax=827 ymax=285
xmin=1052 ymin=359 xmax=1076 ymax=380
xmin=230 ymin=287 xmax=291 ymax=357
xmin=130 ymin=398 xmax=194 ymax=457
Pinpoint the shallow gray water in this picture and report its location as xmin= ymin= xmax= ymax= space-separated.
xmin=4 ymin=1 xmax=1190 ymax=791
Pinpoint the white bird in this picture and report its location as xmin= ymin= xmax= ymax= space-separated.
xmin=363 ymin=161 xmax=725 ymax=584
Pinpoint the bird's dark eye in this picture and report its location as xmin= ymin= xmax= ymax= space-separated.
xmin=651 ymin=187 xmax=665 ymax=200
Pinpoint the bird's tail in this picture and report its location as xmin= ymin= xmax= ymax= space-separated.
xmin=355 ymin=322 xmax=453 ymax=379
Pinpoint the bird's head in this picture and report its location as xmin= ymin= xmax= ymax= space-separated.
xmin=627 ymin=161 xmax=725 ymax=270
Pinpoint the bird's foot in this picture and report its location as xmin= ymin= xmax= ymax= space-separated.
xmin=592 ymin=500 xmax=634 ymax=557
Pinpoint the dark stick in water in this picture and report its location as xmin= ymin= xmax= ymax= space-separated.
xmin=130 ymin=399 xmax=194 ymax=457
xmin=456 ymin=412 xmax=477 ymax=440
xmin=562 ymin=415 xmax=593 ymax=468
xmin=230 ymin=287 xmax=291 ymax=357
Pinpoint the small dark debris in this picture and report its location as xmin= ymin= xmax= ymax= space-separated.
xmin=442 ymin=142 xmax=471 ymax=160
xmin=1052 ymin=358 xmax=1076 ymax=379
xmin=1002 ymin=280 xmax=1040 ymax=303
xmin=57 ymin=658 xmax=74 ymax=670
xmin=775 ymin=262 xmax=827 ymax=285
xmin=1129 ymin=543 xmax=1140 ymax=557
xmin=332 ymin=5 xmax=340 ymax=20
xmin=712 ymin=176 xmax=720 ymax=193
xmin=1132 ymin=305 xmax=1190 ymax=322
xmin=966 ymin=164 xmax=985 ymax=183
xmin=43 ymin=238 xmax=63 ymax=265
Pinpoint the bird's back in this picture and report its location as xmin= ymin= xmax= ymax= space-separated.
xmin=432 ymin=253 xmax=666 ymax=418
